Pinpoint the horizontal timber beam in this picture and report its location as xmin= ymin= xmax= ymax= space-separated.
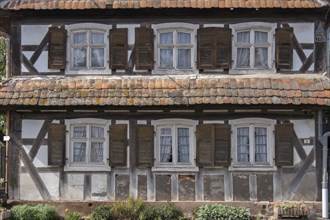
xmin=19 ymin=111 xmax=314 ymax=120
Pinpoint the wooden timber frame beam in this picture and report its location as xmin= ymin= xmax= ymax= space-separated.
xmin=18 ymin=109 xmax=315 ymax=120
xmin=10 ymin=134 xmax=52 ymax=200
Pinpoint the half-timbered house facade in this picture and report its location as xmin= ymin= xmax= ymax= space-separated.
xmin=0 ymin=0 xmax=330 ymax=204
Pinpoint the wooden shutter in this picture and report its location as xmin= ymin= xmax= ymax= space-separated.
xmin=109 ymin=124 xmax=128 ymax=166
xmin=136 ymin=125 xmax=154 ymax=168
xmin=110 ymin=28 xmax=128 ymax=70
xmin=197 ymin=28 xmax=215 ymax=69
xmin=275 ymin=123 xmax=294 ymax=166
xmin=48 ymin=123 xmax=65 ymax=165
xmin=214 ymin=124 xmax=231 ymax=166
xmin=48 ymin=27 xmax=67 ymax=70
xmin=215 ymin=28 xmax=232 ymax=69
xmin=197 ymin=27 xmax=232 ymax=70
xmin=196 ymin=124 xmax=215 ymax=166
xmin=135 ymin=27 xmax=154 ymax=70
xmin=276 ymin=27 xmax=293 ymax=70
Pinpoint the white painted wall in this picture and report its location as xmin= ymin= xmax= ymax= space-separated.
xmin=291 ymin=119 xmax=315 ymax=165
xmin=290 ymin=23 xmax=314 ymax=71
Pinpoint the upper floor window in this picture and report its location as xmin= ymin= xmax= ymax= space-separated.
xmin=153 ymin=23 xmax=198 ymax=73
xmin=71 ymin=30 xmax=106 ymax=69
xmin=232 ymin=23 xmax=275 ymax=72
xmin=158 ymin=30 xmax=193 ymax=70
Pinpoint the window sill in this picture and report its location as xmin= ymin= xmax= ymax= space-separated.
xmin=64 ymin=165 xmax=111 ymax=172
xmin=152 ymin=166 xmax=199 ymax=173
xmin=152 ymin=69 xmax=198 ymax=75
xmin=229 ymin=69 xmax=275 ymax=75
xmin=229 ymin=164 xmax=277 ymax=172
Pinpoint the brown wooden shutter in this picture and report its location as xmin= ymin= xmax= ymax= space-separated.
xmin=135 ymin=27 xmax=154 ymax=70
xmin=276 ymin=27 xmax=293 ymax=70
xmin=197 ymin=27 xmax=232 ymax=70
xmin=48 ymin=123 xmax=66 ymax=165
xmin=214 ymin=124 xmax=231 ymax=166
xmin=196 ymin=124 xmax=215 ymax=166
xmin=110 ymin=28 xmax=128 ymax=70
xmin=197 ymin=28 xmax=215 ymax=69
xmin=136 ymin=125 xmax=154 ymax=168
xmin=109 ymin=124 xmax=128 ymax=166
xmin=275 ymin=123 xmax=294 ymax=166
xmin=48 ymin=27 xmax=67 ymax=70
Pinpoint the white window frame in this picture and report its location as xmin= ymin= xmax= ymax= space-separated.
xmin=231 ymin=22 xmax=276 ymax=74
xmin=152 ymin=119 xmax=198 ymax=172
xmin=229 ymin=118 xmax=276 ymax=171
xmin=153 ymin=23 xmax=198 ymax=75
xmin=66 ymin=23 xmax=111 ymax=75
xmin=65 ymin=118 xmax=111 ymax=171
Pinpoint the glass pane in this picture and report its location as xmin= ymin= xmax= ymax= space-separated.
xmin=177 ymin=128 xmax=189 ymax=163
xmin=160 ymin=128 xmax=172 ymax=162
xmin=237 ymin=31 xmax=250 ymax=43
xmin=91 ymin=126 xmax=104 ymax=138
xmin=73 ymin=126 xmax=86 ymax=138
xmin=90 ymin=32 xmax=104 ymax=44
xmin=237 ymin=48 xmax=250 ymax=67
xmin=160 ymin=49 xmax=173 ymax=68
xmin=73 ymin=48 xmax=87 ymax=68
xmin=255 ymin=127 xmax=267 ymax=162
xmin=237 ymin=127 xmax=249 ymax=162
xmin=178 ymin=49 xmax=191 ymax=69
xmin=160 ymin=32 xmax=173 ymax=45
xmin=73 ymin=32 xmax=86 ymax=44
xmin=73 ymin=142 xmax=86 ymax=162
xmin=177 ymin=32 xmax=191 ymax=44
xmin=91 ymin=48 xmax=105 ymax=67
xmin=91 ymin=142 xmax=104 ymax=162
xmin=255 ymin=48 xmax=268 ymax=68
xmin=255 ymin=31 xmax=268 ymax=43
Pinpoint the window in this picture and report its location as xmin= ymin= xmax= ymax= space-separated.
xmin=153 ymin=119 xmax=197 ymax=171
xmin=232 ymin=23 xmax=275 ymax=71
xmin=231 ymin=119 xmax=275 ymax=170
xmin=70 ymin=29 xmax=106 ymax=69
xmin=158 ymin=30 xmax=193 ymax=69
xmin=66 ymin=119 xmax=110 ymax=171
xmin=155 ymin=24 xmax=197 ymax=71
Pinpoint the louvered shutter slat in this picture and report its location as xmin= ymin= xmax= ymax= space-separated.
xmin=197 ymin=28 xmax=215 ymax=69
xmin=110 ymin=28 xmax=128 ymax=70
xmin=276 ymin=27 xmax=293 ymax=70
xmin=48 ymin=27 xmax=67 ymax=70
xmin=135 ymin=27 xmax=154 ymax=70
xmin=215 ymin=28 xmax=232 ymax=69
xmin=48 ymin=124 xmax=66 ymax=165
xmin=275 ymin=123 xmax=294 ymax=166
xmin=196 ymin=124 xmax=215 ymax=166
xmin=136 ymin=125 xmax=154 ymax=168
xmin=214 ymin=124 xmax=231 ymax=166
xmin=109 ymin=124 xmax=128 ymax=166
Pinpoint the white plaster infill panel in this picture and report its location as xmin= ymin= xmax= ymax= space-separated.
xmin=41 ymin=172 xmax=60 ymax=200
xmin=20 ymin=173 xmax=43 ymax=200
xmin=91 ymin=174 xmax=108 ymax=201
xmin=66 ymin=173 xmax=84 ymax=200
xmin=22 ymin=25 xmax=49 ymax=45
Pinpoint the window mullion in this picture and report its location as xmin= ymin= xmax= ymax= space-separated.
xmin=250 ymin=125 xmax=255 ymax=164
xmin=173 ymin=126 xmax=177 ymax=165
xmin=86 ymin=125 xmax=91 ymax=164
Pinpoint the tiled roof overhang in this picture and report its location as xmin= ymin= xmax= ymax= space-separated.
xmin=0 ymin=0 xmax=326 ymax=10
xmin=0 ymin=74 xmax=329 ymax=108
